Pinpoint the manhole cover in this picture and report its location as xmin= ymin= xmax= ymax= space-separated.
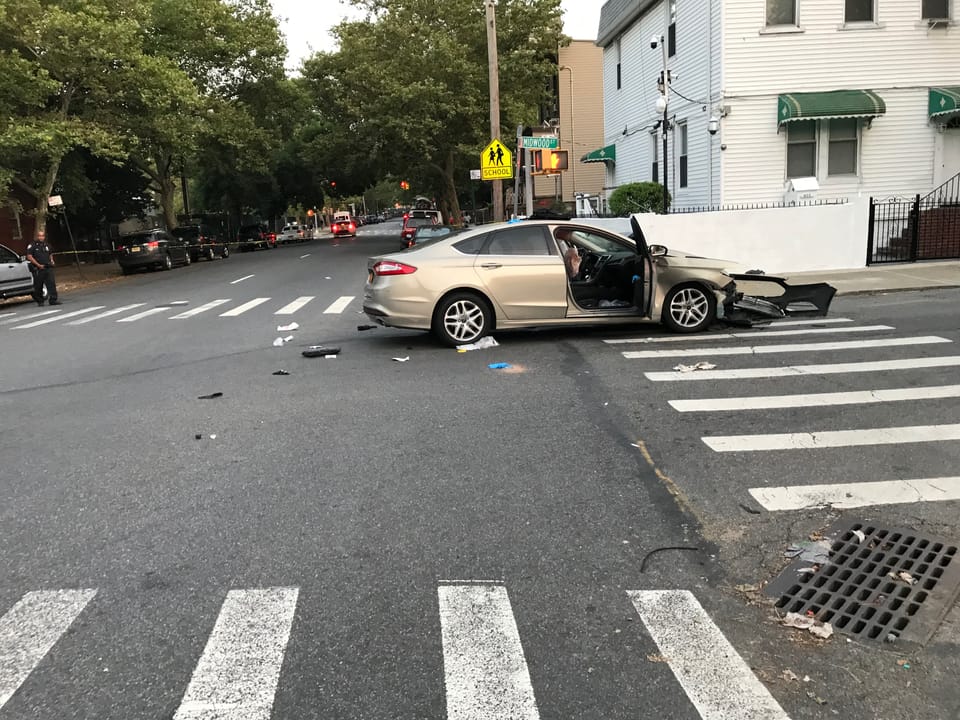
xmin=766 ymin=521 xmax=960 ymax=647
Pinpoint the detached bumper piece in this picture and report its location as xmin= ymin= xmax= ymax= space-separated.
xmin=723 ymin=274 xmax=837 ymax=326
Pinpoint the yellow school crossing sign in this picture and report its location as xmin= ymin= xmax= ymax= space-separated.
xmin=480 ymin=139 xmax=514 ymax=181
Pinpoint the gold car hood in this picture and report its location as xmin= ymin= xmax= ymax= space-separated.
xmin=656 ymin=249 xmax=752 ymax=275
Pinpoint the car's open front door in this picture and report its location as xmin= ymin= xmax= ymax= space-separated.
xmin=629 ymin=217 xmax=655 ymax=318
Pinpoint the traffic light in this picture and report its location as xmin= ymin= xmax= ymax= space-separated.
xmin=306 ymin=209 xmax=314 ymax=217
xmin=531 ymin=150 xmax=543 ymax=173
xmin=531 ymin=149 xmax=568 ymax=175
xmin=400 ymin=180 xmax=410 ymax=190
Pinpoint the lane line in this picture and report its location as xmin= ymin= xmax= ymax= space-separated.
xmin=1 ymin=309 xmax=61 ymax=325
xmin=768 ymin=317 xmax=852 ymax=326
xmin=170 ymin=299 xmax=231 ymax=319
xmin=117 ymin=306 xmax=171 ymax=323
xmin=438 ymin=584 xmax=540 ymax=720
xmin=703 ymin=423 xmax=960 ymax=452
xmin=299 ymin=254 xmax=311 ymax=259
xmin=645 ymin=355 xmax=960 ymax=382
xmin=623 ymin=336 xmax=950 ymax=359
xmin=0 ymin=313 xmax=16 ymax=320
xmin=629 ymin=590 xmax=789 ymax=720
xmin=323 ymin=295 xmax=354 ymax=314
xmin=750 ymin=476 xmax=960 ymax=511
xmin=669 ymin=384 xmax=960 ymax=412
xmin=274 ymin=296 xmax=314 ymax=315
xmin=12 ymin=306 xmax=105 ymax=329
xmin=230 ymin=274 xmax=255 ymax=285
xmin=220 ymin=298 xmax=270 ymax=317
xmin=173 ymin=588 xmax=298 ymax=720
xmin=604 ymin=325 xmax=893 ymax=344
xmin=0 ymin=589 xmax=97 ymax=708
xmin=67 ymin=303 xmax=145 ymax=325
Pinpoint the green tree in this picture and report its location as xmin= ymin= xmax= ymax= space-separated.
xmin=608 ymin=182 xmax=671 ymax=216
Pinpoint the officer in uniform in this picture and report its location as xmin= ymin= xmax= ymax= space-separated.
xmin=25 ymin=229 xmax=60 ymax=306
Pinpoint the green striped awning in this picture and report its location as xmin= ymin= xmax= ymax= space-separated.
xmin=580 ymin=144 xmax=616 ymax=164
xmin=929 ymin=87 xmax=960 ymax=120
xmin=777 ymin=90 xmax=886 ymax=126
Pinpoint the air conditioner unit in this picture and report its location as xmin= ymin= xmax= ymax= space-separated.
xmin=927 ymin=17 xmax=949 ymax=27
xmin=784 ymin=177 xmax=819 ymax=205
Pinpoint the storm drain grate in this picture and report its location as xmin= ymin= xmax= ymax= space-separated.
xmin=766 ymin=521 xmax=960 ymax=647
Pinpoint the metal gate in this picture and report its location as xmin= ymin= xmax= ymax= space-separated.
xmin=868 ymin=173 xmax=960 ymax=264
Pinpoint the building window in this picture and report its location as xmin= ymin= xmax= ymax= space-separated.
xmin=844 ymin=0 xmax=874 ymax=22
xmin=922 ymin=0 xmax=950 ymax=20
xmin=786 ymin=121 xmax=816 ymax=178
xmin=668 ymin=0 xmax=677 ymax=56
xmin=616 ymin=38 xmax=622 ymax=90
xmin=766 ymin=0 xmax=797 ymax=26
xmin=651 ymin=133 xmax=659 ymax=183
xmin=679 ymin=123 xmax=688 ymax=188
xmin=828 ymin=119 xmax=858 ymax=175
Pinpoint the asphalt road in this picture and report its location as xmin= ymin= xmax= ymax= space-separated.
xmin=0 ymin=220 xmax=957 ymax=719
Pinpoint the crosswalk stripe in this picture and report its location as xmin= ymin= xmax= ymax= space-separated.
xmin=219 ymin=298 xmax=270 ymax=317
xmin=703 ymin=423 xmax=960 ymax=452
xmin=0 ymin=312 xmax=15 ymax=320
xmin=645 ymin=355 xmax=960 ymax=382
xmin=67 ymin=303 xmax=146 ymax=325
xmin=323 ymin=295 xmax=354 ymax=314
xmin=438 ymin=584 xmax=540 ymax=720
xmin=605 ymin=324 xmax=893 ymax=344
xmin=117 ymin=306 xmax=171 ymax=322
xmin=1 ymin=309 xmax=61 ymax=325
xmin=173 ymin=588 xmax=298 ymax=720
xmin=0 ymin=589 xmax=97 ymax=708
xmin=12 ymin=306 xmax=105 ymax=329
xmin=629 ymin=590 xmax=789 ymax=720
xmin=768 ymin=317 xmax=853 ymax=326
xmin=623 ymin=335 xmax=950 ymax=359
xmin=749 ymin=476 xmax=960 ymax=511
xmin=170 ymin=299 xmax=231 ymax=319
xmin=274 ymin=296 xmax=314 ymax=315
xmin=669 ymin=384 xmax=960 ymax=412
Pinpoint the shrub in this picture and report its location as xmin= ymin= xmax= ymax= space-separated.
xmin=608 ymin=182 xmax=671 ymax=216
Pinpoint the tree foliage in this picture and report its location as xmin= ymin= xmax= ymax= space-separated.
xmin=608 ymin=182 xmax=671 ymax=216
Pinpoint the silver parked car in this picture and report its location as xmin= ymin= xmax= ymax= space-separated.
xmin=0 ymin=243 xmax=42 ymax=302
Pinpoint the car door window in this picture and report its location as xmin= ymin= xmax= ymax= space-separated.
xmin=0 ymin=246 xmax=20 ymax=263
xmin=557 ymin=228 xmax=632 ymax=254
xmin=453 ymin=234 xmax=488 ymax=255
xmin=481 ymin=226 xmax=553 ymax=256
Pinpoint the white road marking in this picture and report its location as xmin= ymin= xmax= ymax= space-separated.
xmin=117 ymin=306 xmax=171 ymax=322
xmin=170 ymin=299 xmax=231 ymax=319
xmin=750 ymin=476 xmax=960 ymax=511
xmin=629 ymin=590 xmax=789 ymax=720
xmin=274 ymin=296 xmax=314 ymax=315
xmin=67 ymin=304 xmax=146 ymax=325
xmin=0 ymin=589 xmax=97 ymax=708
xmin=323 ymin=295 xmax=354 ymax=314
xmin=0 ymin=309 xmax=61 ymax=325
xmin=173 ymin=588 xmax=298 ymax=720
xmin=605 ymin=325 xmax=893 ymax=344
xmin=623 ymin=336 xmax=950 ymax=359
xmin=0 ymin=313 xmax=15 ymax=320
xmin=645 ymin=355 xmax=960 ymax=382
xmin=438 ymin=584 xmax=540 ymax=720
xmin=12 ymin=306 xmax=105 ymax=328
xmin=768 ymin=317 xmax=852 ymax=326
xmin=703 ymin=423 xmax=960 ymax=452
xmin=230 ymin=274 xmax=255 ymax=284
xmin=299 ymin=254 xmax=310 ymax=259
xmin=220 ymin=298 xmax=270 ymax=317
xmin=670 ymin=384 xmax=960 ymax=412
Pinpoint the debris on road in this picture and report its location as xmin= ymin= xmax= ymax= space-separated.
xmin=170 ymin=301 xmax=190 ymax=306
xmin=888 ymin=571 xmax=918 ymax=585
xmin=781 ymin=669 xmax=799 ymax=682
xmin=209 ymin=434 xmax=217 ymax=439
xmin=197 ymin=392 xmax=223 ymax=400
xmin=781 ymin=611 xmax=834 ymax=639
xmin=646 ymin=654 xmax=670 ymax=663
xmin=673 ymin=361 xmax=717 ymax=372
xmin=273 ymin=337 xmax=284 ymax=347
xmin=738 ymin=502 xmax=761 ymax=515
xmin=195 ymin=434 xmax=202 ymax=440
xmin=277 ymin=322 xmax=299 ymax=332
xmin=897 ymin=659 xmax=912 ymax=669
xmin=806 ymin=691 xmax=828 ymax=706
xmin=488 ymin=362 xmax=512 ymax=369
xmin=272 ymin=370 xmax=290 ymax=376
xmin=357 ymin=324 xmax=377 ymax=331
xmin=457 ymin=336 xmax=499 ymax=351
xmin=302 ymin=346 xmax=341 ymax=358
xmin=853 ymin=529 xmax=866 ymax=543
xmin=392 ymin=356 xmax=410 ymax=362
xmin=784 ymin=539 xmax=832 ymax=564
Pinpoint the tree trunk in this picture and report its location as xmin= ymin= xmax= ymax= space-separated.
xmin=438 ymin=149 xmax=462 ymax=225
xmin=152 ymin=152 xmax=179 ymax=230
xmin=33 ymin=156 xmax=62 ymax=239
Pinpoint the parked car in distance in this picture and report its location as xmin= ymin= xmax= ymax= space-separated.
xmin=117 ymin=229 xmax=192 ymax=274
xmin=237 ymin=224 xmax=275 ymax=251
xmin=403 ymin=224 xmax=462 ymax=249
xmin=0 ymin=242 xmax=41 ymax=301
xmin=172 ymin=224 xmax=229 ymax=262
xmin=331 ymin=217 xmax=357 ymax=238
xmin=278 ymin=223 xmax=306 ymax=244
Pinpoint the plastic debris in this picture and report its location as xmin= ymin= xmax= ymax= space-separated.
xmin=302 ymin=346 xmax=341 ymax=358
xmin=897 ymin=659 xmax=911 ymax=669
xmin=357 ymin=324 xmax=377 ymax=331
xmin=195 ymin=434 xmax=202 ymax=440
xmin=781 ymin=669 xmax=799 ymax=682
xmin=806 ymin=691 xmax=827 ymax=706
xmin=283 ymin=335 xmax=294 ymax=342
xmin=272 ymin=370 xmax=290 ymax=376
xmin=803 ymin=675 xmax=811 ymax=683
xmin=170 ymin=301 xmax=190 ymax=306
xmin=673 ymin=361 xmax=717 ymax=373
xmin=456 ymin=336 xmax=499 ymax=351
xmin=888 ymin=571 xmax=917 ymax=585
xmin=784 ymin=540 xmax=832 ymax=564
xmin=277 ymin=322 xmax=299 ymax=332
xmin=197 ymin=392 xmax=223 ymax=400
xmin=488 ymin=362 xmax=512 ymax=370
xmin=272 ymin=337 xmax=284 ymax=347
xmin=646 ymin=654 xmax=669 ymax=663
xmin=781 ymin=612 xmax=834 ymax=639
xmin=392 ymin=356 xmax=410 ymax=362
xmin=852 ymin=529 xmax=866 ymax=543
xmin=209 ymin=434 xmax=217 ymax=440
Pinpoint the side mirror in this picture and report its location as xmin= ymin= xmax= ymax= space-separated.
xmin=649 ymin=244 xmax=668 ymax=257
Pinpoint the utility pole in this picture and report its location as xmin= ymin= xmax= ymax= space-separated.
xmin=485 ymin=0 xmax=503 ymax=222
xmin=654 ymin=35 xmax=670 ymax=215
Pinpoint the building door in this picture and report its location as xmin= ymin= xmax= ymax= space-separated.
xmin=934 ymin=126 xmax=960 ymax=187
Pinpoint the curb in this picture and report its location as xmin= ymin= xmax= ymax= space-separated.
xmin=835 ymin=284 xmax=960 ymax=297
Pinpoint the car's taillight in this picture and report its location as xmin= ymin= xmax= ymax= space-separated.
xmin=146 ymin=241 xmax=159 ymax=248
xmin=373 ymin=261 xmax=417 ymax=276
xmin=116 ymin=246 xmax=125 ymax=251
xmin=332 ymin=224 xmax=339 ymax=232
xmin=348 ymin=223 xmax=355 ymax=231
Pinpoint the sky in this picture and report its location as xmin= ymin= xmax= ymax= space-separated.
xmin=270 ymin=1 xmax=603 ymax=73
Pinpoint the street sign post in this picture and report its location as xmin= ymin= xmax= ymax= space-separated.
xmin=520 ymin=136 xmax=559 ymax=150
xmin=480 ymin=139 xmax=513 ymax=181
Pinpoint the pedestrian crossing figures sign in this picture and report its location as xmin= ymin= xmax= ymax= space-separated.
xmin=480 ymin=139 xmax=513 ymax=181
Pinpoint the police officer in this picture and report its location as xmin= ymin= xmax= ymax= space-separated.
xmin=25 ymin=229 xmax=60 ymax=306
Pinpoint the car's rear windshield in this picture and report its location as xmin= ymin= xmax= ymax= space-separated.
xmin=121 ymin=233 xmax=156 ymax=244
xmin=406 ymin=217 xmax=435 ymax=228
xmin=171 ymin=227 xmax=200 ymax=238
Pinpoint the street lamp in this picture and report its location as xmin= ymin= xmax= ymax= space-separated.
xmin=651 ymin=33 xmax=669 ymax=214
xmin=558 ymin=65 xmax=576 ymax=206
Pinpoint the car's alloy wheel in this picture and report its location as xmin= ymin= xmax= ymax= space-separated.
xmin=183 ymin=252 xmax=192 ymax=266
xmin=206 ymin=247 xmax=216 ymax=260
xmin=663 ymin=284 xmax=715 ymax=333
xmin=162 ymin=254 xmax=173 ymax=270
xmin=222 ymin=246 xmax=230 ymax=259
xmin=435 ymin=292 xmax=490 ymax=346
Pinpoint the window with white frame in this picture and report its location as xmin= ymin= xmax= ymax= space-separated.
xmin=921 ymin=0 xmax=950 ymax=20
xmin=766 ymin=0 xmax=797 ymax=26
xmin=828 ymin=119 xmax=858 ymax=175
xmin=844 ymin=0 xmax=874 ymax=23
xmin=679 ymin=123 xmax=688 ymax=188
xmin=786 ymin=121 xmax=816 ymax=178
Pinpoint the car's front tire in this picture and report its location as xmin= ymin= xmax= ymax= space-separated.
xmin=221 ymin=246 xmax=230 ymax=259
xmin=161 ymin=254 xmax=173 ymax=271
xmin=662 ymin=283 xmax=716 ymax=333
xmin=433 ymin=291 xmax=492 ymax=347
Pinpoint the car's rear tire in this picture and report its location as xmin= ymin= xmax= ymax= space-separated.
xmin=432 ymin=291 xmax=492 ymax=347
xmin=121 ymin=267 xmax=132 ymax=276
xmin=206 ymin=247 xmax=216 ymax=261
xmin=221 ymin=246 xmax=230 ymax=259
xmin=662 ymin=283 xmax=715 ymax=333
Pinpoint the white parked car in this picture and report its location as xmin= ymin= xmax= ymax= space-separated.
xmin=0 ymin=243 xmax=42 ymax=301
xmin=278 ymin=224 xmax=305 ymax=244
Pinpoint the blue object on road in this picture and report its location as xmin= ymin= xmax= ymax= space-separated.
xmin=488 ymin=362 xmax=512 ymax=369
xmin=632 ymin=274 xmax=640 ymax=284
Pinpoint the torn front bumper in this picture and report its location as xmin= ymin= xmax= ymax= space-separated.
xmin=722 ymin=274 xmax=837 ymax=326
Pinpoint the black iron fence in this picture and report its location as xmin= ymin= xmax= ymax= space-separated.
xmin=868 ymin=173 xmax=960 ymax=264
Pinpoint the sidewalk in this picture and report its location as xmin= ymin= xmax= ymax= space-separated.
xmin=784 ymin=260 xmax=960 ymax=296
